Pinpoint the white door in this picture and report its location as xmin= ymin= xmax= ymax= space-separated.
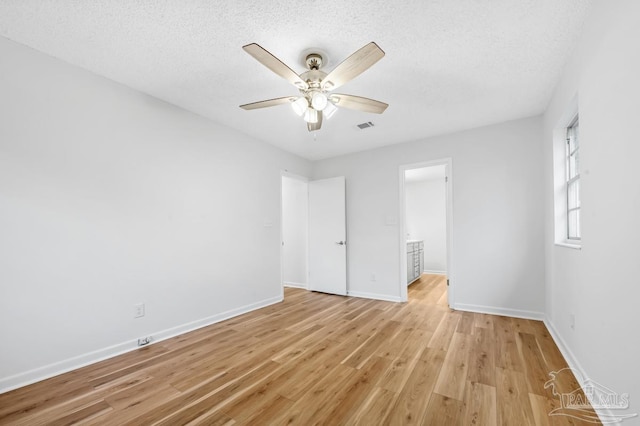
xmin=308 ymin=176 xmax=347 ymax=295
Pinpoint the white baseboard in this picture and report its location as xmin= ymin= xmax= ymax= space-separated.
xmin=544 ymin=317 xmax=613 ymax=424
xmin=423 ymin=270 xmax=447 ymax=275
xmin=453 ymin=302 xmax=544 ymax=321
xmin=543 ymin=317 xmax=586 ymax=374
xmin=0 ymin=295 xmax=283 ymax=394
xmin=283 ymin=281 xmax=307 ymax=289
xmin=348 ymin=290 xmax=402 ymax=303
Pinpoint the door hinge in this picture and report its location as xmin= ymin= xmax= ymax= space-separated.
xmin=447 ymin=279 xmax=450 ymax=286
xmin=445 ymin=176 xmax=448 ymax=183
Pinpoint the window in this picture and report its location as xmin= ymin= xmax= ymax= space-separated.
xmin=553 ymin=99 xmax=581 ymax=249
xmin=566 ymin=116 xmax=580 ymax=240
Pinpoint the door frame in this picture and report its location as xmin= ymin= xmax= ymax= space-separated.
xmin=280 ymin=171 xmax=309 ymax=300
xmin=398 ymin=158 xmax=454 ymax=305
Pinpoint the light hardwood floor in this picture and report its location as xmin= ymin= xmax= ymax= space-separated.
xmin=0 ymin=275 xmax=600 ymax=425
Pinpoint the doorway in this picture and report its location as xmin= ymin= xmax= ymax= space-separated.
xmin=399 ymin=159 xmax=453 ymax=305
xmin=281 ymin=173 xmax=309 ymax=292
xmin=280 ymin=173 xmax=348 ymax=298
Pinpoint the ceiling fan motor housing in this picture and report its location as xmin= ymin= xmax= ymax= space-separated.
xmin=300 ymin=69 xmax=326 ymax=90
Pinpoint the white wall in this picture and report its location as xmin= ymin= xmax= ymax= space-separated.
xmin=406 ymin=178 xmax=447 ymax=273
xmin=9 ymin=3 xmax=636 ymax=405
xmin=281 ymin=176 xmax=308 ymax=287
xmin=0 ymin=37 xmax=311 ymax=391
xmin=313 ymin=116 xmax=545 ymax=314
xmin=543 ymin=0 xmax=640 ymax=420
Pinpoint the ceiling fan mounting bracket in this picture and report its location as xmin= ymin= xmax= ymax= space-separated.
xmin=305 ymin=53 xmax=324 ymax=70
xmin=299 ymin=47 xmax=329 ymax=70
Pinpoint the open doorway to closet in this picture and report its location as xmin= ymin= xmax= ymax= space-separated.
xmin=399 ymin=159 xmax=453 ymax=306
xmin=281 ymin=173 xmax=309 ymax=291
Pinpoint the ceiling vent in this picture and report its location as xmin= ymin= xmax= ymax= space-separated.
xmin=357 ymin=121 xmax=375 ymax=130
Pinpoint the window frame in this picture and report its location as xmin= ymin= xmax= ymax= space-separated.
xmin=565 ymin=115 xmax=581 ymax=241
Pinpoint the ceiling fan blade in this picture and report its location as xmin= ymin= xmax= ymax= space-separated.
xmin=307 ymin=111 xmax=323 ymax=132
xmin=322 ymin=42 xmax=385 ymax=91
xmin=243 ymin=43 xmax=309 ymax=90
xmin=240 ymin=96 xmax=296 ymax=110
xmin=330 ymin=94 xmax=388 ymax=114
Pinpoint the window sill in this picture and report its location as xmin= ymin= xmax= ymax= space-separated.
xmin=555 ymin=241 xmax=582 ymax=250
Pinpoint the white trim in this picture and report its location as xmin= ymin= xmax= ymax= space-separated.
xmin=348 ymin=290 xmax=402 ymax=303
xmin=280 ymin=170 xmax=309 ymax=182
xmin=399 ymin=158 xmax=454 ymax=305
xmin=423 ymin=269 xmax=447 ymax=275
xmin=453 ymin=303 xmax=544 ymax=321
xmin=0 ymin=295 xmax=282 ymax=394
xmin=544 ymin=317 xmax=610 ymax=423
xmin=554 ymin=242 xmax=582 ymax=250
xmin=283 ymin=281 xmax=307 ymax=289
xmin=543 ymin=317 xmax=588 ymax=379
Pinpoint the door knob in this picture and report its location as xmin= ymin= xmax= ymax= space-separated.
xmin=335 ymin=241 xmax=346 ymax=245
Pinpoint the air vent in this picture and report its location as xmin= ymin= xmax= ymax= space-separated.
xmin=357 ymin=121 xmax=375 ymax=130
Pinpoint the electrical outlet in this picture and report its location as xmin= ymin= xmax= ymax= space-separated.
xmin=137 ymin=336 xmax=152 ymax=346
xmin=134 ymin=303 xmax=145 ymax=318
xmin=371 ymin=273 xmax=377 ymax=281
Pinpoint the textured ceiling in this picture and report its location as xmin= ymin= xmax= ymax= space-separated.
xmin=0 ymin=0 xmax=592 ymax=160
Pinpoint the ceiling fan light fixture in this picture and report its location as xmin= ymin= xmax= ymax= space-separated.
xmin=324 ymin=101 xmax=338 ymax=119
xmin=303 ymin=108 xmax=318 ymax=124
xmin=291 ymin=97 xmax=309 ymax=116
xmin=311 ymin=92 xmax=328 ymax=111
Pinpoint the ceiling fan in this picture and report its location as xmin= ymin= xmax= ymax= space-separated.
xmin=239 ymin=42 xmax=388 ymax=132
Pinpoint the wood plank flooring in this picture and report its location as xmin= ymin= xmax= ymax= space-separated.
xmin=0 ymin=275 xmax=601 ymax=425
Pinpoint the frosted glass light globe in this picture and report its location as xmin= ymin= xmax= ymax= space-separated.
xmin=311 ymin=92 xmax=328 ymax=111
